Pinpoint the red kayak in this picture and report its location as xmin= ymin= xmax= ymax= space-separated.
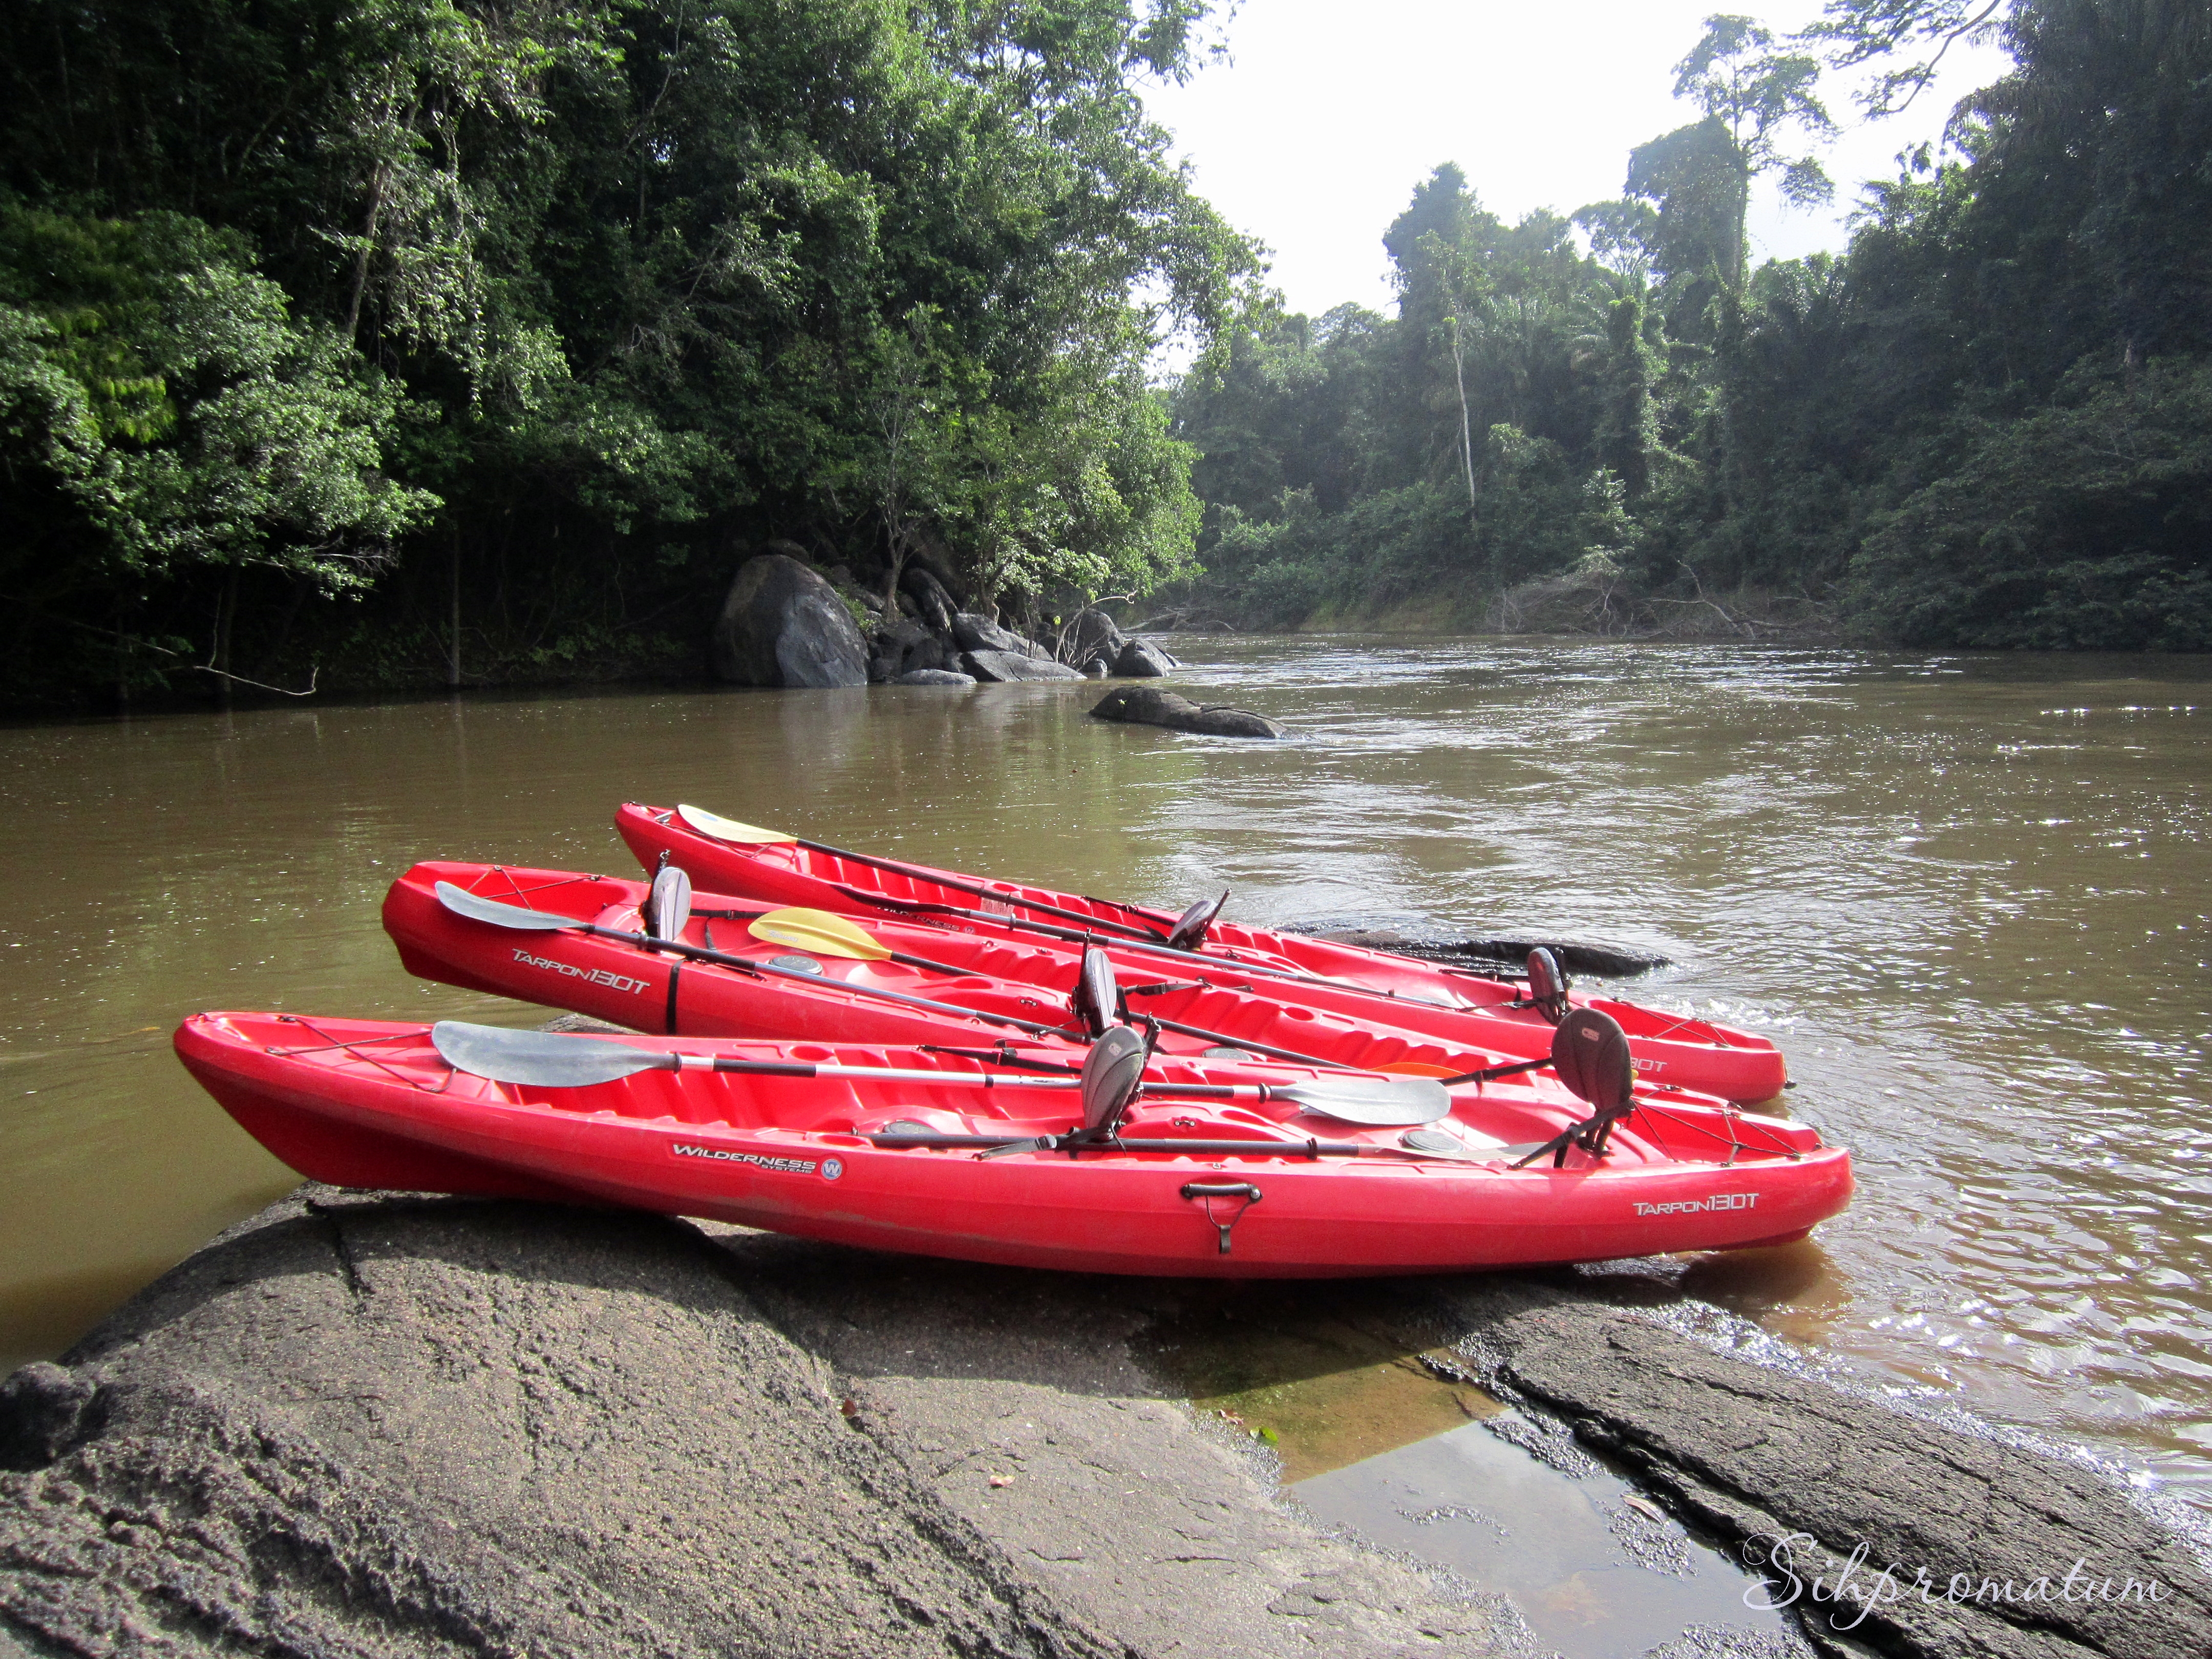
xmin=614 ymin=802 xmax=1791 ymax=1103
xmin=382 ymin=859 xmax=1747 ymax=1122
xmin=175 ymin=1012 xmax=1850 ymax=1277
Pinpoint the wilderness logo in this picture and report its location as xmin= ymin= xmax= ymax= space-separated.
xmin=1741 ymin=1534 xmax=2170 ymax=1631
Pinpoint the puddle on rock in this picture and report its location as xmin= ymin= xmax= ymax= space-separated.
xmin=1295 ymin=1416 xmax=1809 ymax=1659
xmin=1145 ymin=1284 xmax=1811 ymax=1658
xmin=1144 ymin=1283 xmax=1499 ymax=1482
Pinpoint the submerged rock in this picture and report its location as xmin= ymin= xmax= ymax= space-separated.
xmin=893 ymin=669 xmax=976 ymax=686
xmin=712 ymin=552 xmax=869 ymax=688
xmin=1090 ymin=686 xmax=1283 ymax=738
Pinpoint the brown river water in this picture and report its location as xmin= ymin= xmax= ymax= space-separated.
xmin=3 ymin=637 xmax=2207 ymax=1520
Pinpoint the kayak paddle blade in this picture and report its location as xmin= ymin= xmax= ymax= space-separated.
xmin=435 ymin=882 xmax=580 ymax=931
xmin=432 ymin=1021 xmax=667 ymax=1088
xmin=1526 ymin=946 xmax=1570 ymax=1023
xmin=1165 ymin=888 xmax=1229 ymax=951
xmin=748 ymin=906 xmax=889 ymax=961
xmin=644 ymin=864 xmax=693 ymax=943
xmin=1279 ymin=1074 xmax=1452 ymax=1126
xmin=1081 ymin=1024 xmax=1148 ymax=1133
xmin=1550 ymin=1008 xmax=1633 ymax=1113
xmin=676 ymin=803 xmax=794 ymax=844
xmin=1073 ymin=945 xmax=1120 ymax=1037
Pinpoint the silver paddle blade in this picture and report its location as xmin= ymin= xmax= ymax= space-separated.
xmin=1279 ymin=1074 xmax=1452 ymax=1127
xmin=431 ymin=1020 xmax=665 ymax=1088
xmin=645 ymin=864 xmax=693 ymax=942
xmin=434 ymin=881 xmax=579 ymax=931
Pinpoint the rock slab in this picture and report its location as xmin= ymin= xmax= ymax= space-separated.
xmin=1448 ymin=1278 xmax=2212 ymax=1659
xmin=0 ymin=1192 xmax=1121 ymax=1659
xmin=712 ymin=552 xmax=869 ymax=688
xmin=1090 ymin=686 xmax=1283 ymax=738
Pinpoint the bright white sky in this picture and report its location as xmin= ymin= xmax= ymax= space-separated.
xmin=1142 ymin=0 xmax=2013 ymax=319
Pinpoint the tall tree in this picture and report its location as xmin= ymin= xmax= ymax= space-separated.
xmin=1671 ymin=14 xmax=1838 ymax=285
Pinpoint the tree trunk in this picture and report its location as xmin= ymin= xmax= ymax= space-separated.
xmin=1448 ymin=317 xmax=1478 ymax=508
xmin=448 ymin=522 xmax=463 ymax=689
xmin=212 ymin=566 xmax=241 ymax=710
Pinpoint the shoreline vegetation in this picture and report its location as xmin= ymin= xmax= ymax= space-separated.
xmin=4 ymin=3 xmax=2209 ymax=713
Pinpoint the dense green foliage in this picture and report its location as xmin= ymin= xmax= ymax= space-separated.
xmin=1168 ymin=1 xmax=2212 ymax=649
xmin=0 ymin=0 xmax=1254 ymax=705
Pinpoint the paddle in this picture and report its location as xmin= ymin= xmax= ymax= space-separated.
xmin=427 ymin=1020 xmax=1451 ymax=1123
xmin=671 ymin=803 xmax=1650 ymax=983
xmin=1510 ymin=1008 xmax=1639 ymax=1169
xmin=430 ymin=882 xmax=1072 ymax=1040
xmin=745 ymin=906 xmax=980 ymax=978
xmin=674 ymin=803 xmax=1172 ymax=944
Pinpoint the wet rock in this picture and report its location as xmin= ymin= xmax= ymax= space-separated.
xmin=1082 ymin=658 xmax=1107 ymax=678
xmin=1450 ymin=1280 xmax=2212 ymax=1659
xmin=894 ymin=669 xmax=976 ymax=686
xmin=1090 ymin=686 xmax=1283 ymax=738
xmin=1305 ymin=927 xmax=1670 ymax=978
xmin=963 ymin=650 xmax=1083 ymax=683
xmin=1060 ymin=609 xmax=1127 ymax=671
xmin=951 ymin=612 xmax=1043 ymax=657
xmin=711 ymin=552 xmax=869 ymax=688
xmin=1113 ymin=638 xmax=1174 ymax=677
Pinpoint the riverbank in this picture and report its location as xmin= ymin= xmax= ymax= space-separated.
xmin=5 ymin=1186 xmax=2206 ymax=1658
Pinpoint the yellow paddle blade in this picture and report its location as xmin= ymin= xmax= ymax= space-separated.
xmin=677 ymin=803 xmax=795 ymax=844
xmin=747 ymin=907 xmax=890 ymax=961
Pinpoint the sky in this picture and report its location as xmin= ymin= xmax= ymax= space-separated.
xmin=1140 ymin=0 xmax=2015 ymax=320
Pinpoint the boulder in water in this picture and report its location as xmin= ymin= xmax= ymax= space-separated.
xmin=1090 ymin=687 xmax=1282 ymax=738
xmin=951 ymin=611 xmax=1043 ymax=657
xmin=892 ymin=669 xmax=976 ymax=686
xmin=1113 ymin=639 xmax=1174 ymax=677
xmin=963 ymin=650 xmax=1083 ymax=683
xmin=712 ymin=554 xmax=868 ymax=688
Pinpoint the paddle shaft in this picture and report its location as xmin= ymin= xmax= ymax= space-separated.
xmin=525 ymin=917 xmax=1075 ymax=1040
xmin=865 ymin=1131 xmax=1478 ymax=1162
xmin=626 ymin=1051 xmax=1288 ymax=1102
xmin=841 ymin=884 xmax=1511 ymax=1021
xmin=792 ymin=835 xmax=1170 ymax=943
xmin=691 ymin=907 xmax=977 ymax=979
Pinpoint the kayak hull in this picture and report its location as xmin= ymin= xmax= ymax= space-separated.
xmin=177 ymin=1013 xmax=1852 ymax=1278
xmin=614 ymin=802 xmax=1790 ymax=1103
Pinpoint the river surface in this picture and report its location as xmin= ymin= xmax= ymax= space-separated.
xmin=3 ymin=638 xmax=2207 ymax=1513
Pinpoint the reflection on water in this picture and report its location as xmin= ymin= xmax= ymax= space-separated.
xmin=2 ymin=642 xmax=2208 ymax=1515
